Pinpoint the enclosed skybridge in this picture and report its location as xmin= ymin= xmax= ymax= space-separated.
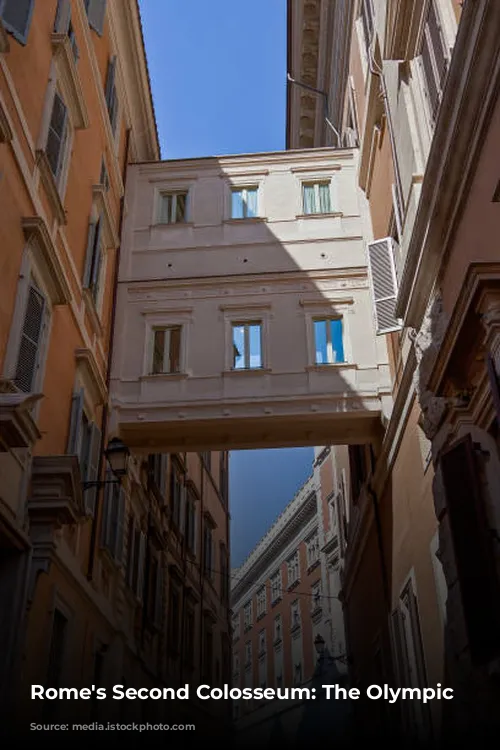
xmin=109 ymin=148 xmax=392 ymax=452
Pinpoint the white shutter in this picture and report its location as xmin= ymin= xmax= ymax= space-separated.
xmin=86 ymin=0 xmax=107 ymax=36
xmin=14 ymin=282 xmax=46 ymax=393
xmin=366 ymin=238 xmax=402 ymax=334
xmin=66 ymin=388 xmax=84 ymax=454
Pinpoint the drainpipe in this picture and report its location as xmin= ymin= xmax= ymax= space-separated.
xmin=87 ymin=127 xmax=132 ymax=580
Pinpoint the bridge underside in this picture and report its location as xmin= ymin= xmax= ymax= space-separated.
xmin=114 ymin=407 xmax=384 ymax=453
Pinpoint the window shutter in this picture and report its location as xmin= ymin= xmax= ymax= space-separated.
xmin=46 ymin=92 xmax=68 ymax=180
xmin=136 ymin=532 xmax=146 ymax=600
xmin=86 ymin=0 xmax=106 ymax=36
xmin=154 ymin=562 xmax=164 ymax=627
xmin=84 ymin=422 xmax=101 ymax=516
xmin=440 ymin=435 xmax=500 ymax=664
xmin=366 ymin=238 xmax=402 ymax=334
xmin=82 ymin=221 xmax=97 ymax=288
xmin=100 ymin=472 xmax=113 ymax=548
xmin=66 ymin=388 xmax=84 ymax=454
xmin=104 ymin=57 xmax=117 ymax=120
xmin=14 ymin=282 xmax=46 ymax=393
xmin=115 ymin=487 xmax=126 ymax=564
xmin=54 ymin=0 xmax=71 ymax=33
xmin=1 ymin=0 xmax=34 ymax=44
xmin=89 ymin=220 xmax=103 ymax=289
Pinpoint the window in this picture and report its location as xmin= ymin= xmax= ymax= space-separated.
xmin=243 ymin=600 xmax=253 ymax=630
xmin=185 ymin=490 xmax=197 ymax=554
xmin=146 ymin=553 xmax=164 ymax=629
xmin=420 ymin=0 xmax=449 ymax=123
xmin=169 ymin=467 xmax=184 ymax=529
xmin=99 ymin=159 xmax=110 ymax=191
xmin=287 ymin=552 xmax=300 ymax=588
xmin=294 ymin=662 xmax=302 ymax=686
xmin=256 ymin=586 xmax=267 ymax=618
xmin=244 ymin=641 xmax=252 ymax=666
xmin=306 ymin=532 xmax=320 ymax=568
xmin=83 ymin=217 xmax=104 ymax=307
xmin=203 ymin=520 xmax=215 ymax=579
xmin=104 ymin=56 xmax=118 ymax=134
xmin=13 ymin=279 xmax=49 ymax=393
xmin=231 ymin=187 xmax=258 ymax=219
xmin=203 ymin=621 xmax=213 ymax=680
xmin=291 ymin=600 xmax=301 ymax=630
xmin=349 ymin=444 xmax=369 ymax=503
xmin=360 ymin=0 xmax=374 ymax=60
xmin=314 ymin=318 xmax=345 ymax=365
xmin=150 ymin=453 xmax=168 ymax=498
xmin=232 ymin=322 xmax=262 ymax=369
xmin=46 ymin=609 xmax=67 ymax=688
xmin=158 ymin=191 xmax=188 ymax=224
xmin=232 ymin=614 xmax=240 ymax=642
xmin=274 ymin=615 xmax=282 ymax=643
xmin=84 ymin=0 xmax=107 ymax=36
xmin=67 ymin=389 xmax=101 ymax=516
xmin=151 ymin=326 xmax=181 ymax=374
xmin=311 ymin=580 xmax=322 ymax=612
xmin=168 ymin=586 xmax=180 ymax=653
xmin=258 ymin=630 xmax=266 ymax=655
xmin=0 ymin=0 xmax=34 ymax=45
xmin=100 ymin=471 xmax=125 ymax=563
xmin=271 ymin=570 xmax=282 ymax=604
xmin=54 ymin=0 xmax=79 ymax=61
xmin=302 ymin=182 xmax=331 ymax=215
xmin=184 ymin=609 xmax=195 ymax=664
xmin=126 ymin=518 xmax=146 ymax=600
xmin=46 ymin=92 xmax=69 ymax=184
xmin=220 ymin=544 xmax=229 ymax=604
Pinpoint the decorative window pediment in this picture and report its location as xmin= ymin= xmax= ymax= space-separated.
xmin=75 ymin=348 xmax=107 ymax=408
xmin=21 ymin=217 xmax=71 ymax=305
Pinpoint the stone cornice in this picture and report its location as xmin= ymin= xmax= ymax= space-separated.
xmin=395 ymin=0 xmax=500 ymax=328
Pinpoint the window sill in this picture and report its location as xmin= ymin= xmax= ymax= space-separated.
xmin=224 ymin=217 xmax=267 ymax=224
xmin=290 ymin=623 xmax=301 ymax=635
xmin=271 ymin=597 xmax=282 ymax=608
xmin=82 ymin=288 xmax=104 ymax=337
xmin=305 ymin=363 xmax=356 ymax=372
xmin=307 ymin=560 xmax=321 ymax=574
xmin=140 ymin=372 xmax=189 ymax=381
xmin=152 ymin=220 xmax=193 ymax=229
xmin=256 ymin=612 xmax=266 ymax=622
xmin=296 ymin=211 xmax=343 ymax=220
xmin=288 ymin=579 xmax=300 ymax=592
xmin=36 ymin=150 xmax=67 ymax=226
xmin=223 ymin=367 xmax=271 ymax=377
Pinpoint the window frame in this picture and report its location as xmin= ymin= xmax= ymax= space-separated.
xmin=230 ymin=186 xmax=259 ymax=220
xmin=301 ymin=180 xmax=333 ymax=216
xmin=270 ymin=570 xmax=282 ymax=604
xmin=151 ymin=325 xmax=182 ymax=375
xmin=243 ymin=599 xmax=253 ymax=631
xmin=156 ymin=189 xmax=189 ymax=225
xmin=256 ymin=586 xmax=267 ymax=618
xmin=313 ymin=317 xmax=346 ymax=365
xmin=287 ymin=551 xmax=300 ymax=588
xmin=231 ymin=320 xmax=263 ymax=370
xmin=306 ymin=531 xmax=320 ymax=568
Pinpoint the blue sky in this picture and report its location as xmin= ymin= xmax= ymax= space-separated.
xmin=139 ymin=0 xmax=315 ymax=565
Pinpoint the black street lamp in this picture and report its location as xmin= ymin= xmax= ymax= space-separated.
xmin=82 ymin=437 xmax=130 ymax=491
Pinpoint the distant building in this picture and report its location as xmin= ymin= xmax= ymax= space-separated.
xmin=230 ymin=464 xmax=347 ymax=740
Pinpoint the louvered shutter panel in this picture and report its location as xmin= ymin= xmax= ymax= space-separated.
xmin=367 ymin=238 xmax=401 ymax=334
xmin=440 ymin=435 xmax=500 ymax=664
xmin=136 ymin=532 xmax=146 ymax=600
xmin=14 ymin=283 xmax=46 ymax=393
xmin=115 ymin=487 xmax=125 ymax=564
xmin=54 ymin=0 xmax=71 ymax=33
xmin=67 ymin=388 xmax=84 ymax=454
xmin=84 ymin=423 xmax=101 ymax=516
xmin=86 ymin=0 xmax=106 ymax=36
xmin=1 ymin=0 xmax=34 ymax=44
